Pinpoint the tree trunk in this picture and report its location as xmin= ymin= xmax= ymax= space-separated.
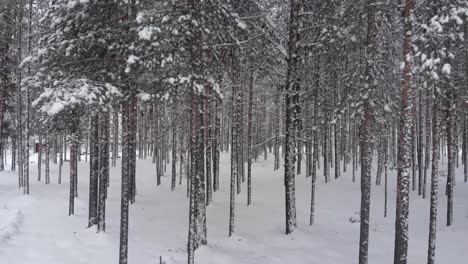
xmin=45 ymin=134 xmax=50 ymax=184
xmin=38 ymin=132 xmax=42 ymax=181
xmin=247 ymin=71 xmax=254 ymax=206
xmin=394 ymin=1 xmax=415 ymax=263
xmin=423 ymin=88 xmax=431 ymax=198
xmin=187 ymin=1 xmax=207 ymax=262
xmin=113 ymin=108 xmax=119 ymax=167
xmin=88 ymin=113 xmax=99 ymax=227
xmin=98 ymin=112 xmax=109 ymax=232
xmin=446 ymin=95 xmax=454 ymax=227
xmin=359 ymin=1 xmax=377 ymax=263
xmin=172 ymin=104 xmax=178 ymax=192
xmin=69 ymin=118 xmax=80 ymax=216
xmin=119 ymin=102 xmax=130 ymax=264
xmin=205 ymin=87 xmax=212 ymax=204
xmin=284 ymin=0 xmax=301 ymax=235
xmin=427 ymin=89 xmax=439 ymax=264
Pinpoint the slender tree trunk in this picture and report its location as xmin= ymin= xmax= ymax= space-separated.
xmin=113 ymin=108 xmax=119 ymax=167
xmin=119 ymin=102 xmax=130 ymax=264
xmin=310 ymin=63 xmax=319 ymax=225
xmin=359 ymin=1 xmax=377 ymax=263
xmin=205 ymin=87 xmax=212 ymax=204
xmin=59 ymin=134 xmax=63 ymax=184
xmin=88 ymin=114 xmax=99 ymax=227
xmin=394 ymin=1 xmax=415 ymax=263
xmin=284 ymin=0 xmax=302 ymax=235
xmin=0 ymin=3 xmax=13 ymax=169
xmin=418 ymin=89 xmax=424 ymax=195
xmin=247 ymin=72 xmax=254 ymax=205
xmin=172 ymin=104 xmax=177 ymax=192
xmin=98 ymin=112 xmax=109 ymax=232
xmin=446 ymin=95 xmax=454 ymax=227
xmin=38 ymin=132 xmax=42 ymax=181
xmin=229 ymin=49 xmax=241 ymax=236
xmin=129 ymin=100 xmax=137 ymax=204
xmin=423 ymin=88 xmax=431 ymax=198
xmin=69 ymin=118 xmax=79 ymax=216
xmin=334 ymin=124 xmax=340 ymax=179
xmin=213 ymin=99 xmax=220 ymax=192
xmin=17 ymin=3 xmax=24 ymax=190
xmin=187 ymin=2 xmax=207 ymax=262
xmin=427 ymin=89 xmax=439 ymax=264
xmin=45 ymin=134 xmax=50 ymax=184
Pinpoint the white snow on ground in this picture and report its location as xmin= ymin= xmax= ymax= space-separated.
xmin=0 ymin=152 xmax=467 ymax=264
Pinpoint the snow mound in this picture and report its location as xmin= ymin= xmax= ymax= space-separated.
xmin=0 ymin=208 xmax=23 ymax=243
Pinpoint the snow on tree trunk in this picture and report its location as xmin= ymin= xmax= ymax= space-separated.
xmin=247 ymin=71 xmax=254 ymax=206
xmin=418 ymin=89 xmax=424 ymax=196
xmin=359 ymin=1 xmax=378 ymax=264
xmin=129 ymin=100 xmax=137 ymax=204
xmin=112 ymin=108 xmax=119 ymax=167
xmin=187 ymin=1 xmax=208 ymax=262
xmin=424 ymin=88 xmax=432 ymax=199
xmin=69 ymin=117 xmax=80 ymax=216
xmin=119 ymin=102 xmax=131 ymax=264
xmin=98 ymin=112 xmax=109 ymax=232
xmin=229 ymin=49 xmax=241 ymax=236
xmin=446 ymin=95 xmax=454 ymax=227
xmin=394 ymin=1 xmax=415 ymax=263
xmin=88 ymin=113 xmax=99 ymax=227
xmin=38 ymin=132 xmax=42 ymax=181
xmin=213 ymin=98 xmax=220 ymax=192
xmin=172 ymin=104 xmax=178 ymax=192
xmin=45 ymin=133 xmax=50 ymax=184
xmin=284 ymin=0 xmax=302 ymax=235
xmin=205 ymin=86 xmax=212 ymax=204
xmin=427 ymin=89 xmax=440 ymax=264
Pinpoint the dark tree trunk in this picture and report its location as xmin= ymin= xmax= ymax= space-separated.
xmin=129 ymin=100 xmax=137 ymax=204
xmin=394 ymin=1 xmax=415 ymax=263
xmin=213 ymin=99 xmax=220 ymax=192
xmin=418 ymin=89 xmax=424 ymax=195
xmin=59 ymin=134 xmax=63 ymax=184
xmin=205 ymin=87 xmax=212 ymax=204
xmin=427 ymin=89 xmax=439 ymax=264
xmin=247 ymin=71 xmax=254 ymax=206
xmin=187 ymin=1 xmax=207 ymax=262
xmin=359 ymin=1 xmax=377 ymax=263
xmin=88 ymin=114 xmax=99 ymax=227
xmin=172 ymin=104 xmax=177 ymax=192
xmin=113 ymin=108 xmax=119 ymax=167
xmin=38 ymin=132 xmax=42 ymax=181
xmin=284 ymin=0 xmax=301 ymax=235
xmin=45 ymin=134 xmax=50 ymax=184
xmin=423 ymin=88 xmax=431 ymax=199
xmin=98 ymin=112 xmax=109 ymax=232
xmin=446 ymin=95 xmax=454 ymax=227
xmin=229 ymin=49 xmax=241 ymax=236
xmin=119 ymin=102 xmax=131 ymax=264
xmin=69 ymin=118 xmax=80 ymax=216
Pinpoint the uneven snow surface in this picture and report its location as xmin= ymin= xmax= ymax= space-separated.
xmin=0 ymin=153 xmax=467 ymax=264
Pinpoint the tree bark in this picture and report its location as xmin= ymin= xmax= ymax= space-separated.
xmin=427 ymin=89 xmax=439 ymax=264
xmin=394 ymin=1 xmax=415 ymax=263
xmin=98 ymin=112 xmax=109 ymax=232
xmin=88 ymin=113 xmax=99 ymax=227
xmin=284 ymin=0 xmax=302 ymax=235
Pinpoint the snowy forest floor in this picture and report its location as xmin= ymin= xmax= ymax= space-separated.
xmin=0 ymin=152 xmax=467 ymax=264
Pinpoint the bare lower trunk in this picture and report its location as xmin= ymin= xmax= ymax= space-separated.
xmin=427 ymin=90 xmax=439 ymax=264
